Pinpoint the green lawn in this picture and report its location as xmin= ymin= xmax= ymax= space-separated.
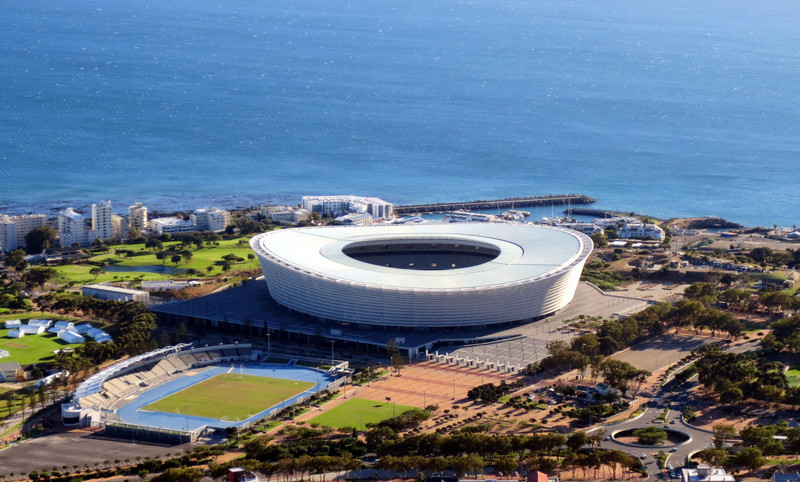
xmin=51 ymin=236 xmax=262 ymax=285
xmin=786 ymin=363 xmax=800 ymax=387
xmin=143 ymin=373 xmax=314 ymax=421
xmin=0 ymin=327 xmax=82 ymax=365
xmin=309 ymin=397 xmax=416 ymax=430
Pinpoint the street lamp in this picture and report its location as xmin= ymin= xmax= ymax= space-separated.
xmin=330 ymin=340 xmax=335 ymax=367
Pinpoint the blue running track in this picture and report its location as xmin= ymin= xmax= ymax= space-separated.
xmin=115 ymin=363 xmax=334 ymax=431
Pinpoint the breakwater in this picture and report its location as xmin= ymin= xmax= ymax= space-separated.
xmin=394 ymin=194 xmax=595 ymax=215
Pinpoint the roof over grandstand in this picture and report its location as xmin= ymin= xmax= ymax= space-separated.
xmin=250 ymin=223 xmax=591 ymax=291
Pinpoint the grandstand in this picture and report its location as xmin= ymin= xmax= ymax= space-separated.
xmin=63 ymin=343 xmax=254 ymax=428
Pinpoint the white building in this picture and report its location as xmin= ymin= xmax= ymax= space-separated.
xmin=0 ymin=217 xmax=16 ymax=253
xmin=128 ymin=202 xmax=148 ymax=231
xmin=261 ymin=205 xmax=311 ymax=225
xmin=82 ymin=284 xmax=150 ymax=304
xmin=58 ymin=208 xmax=91 ymax=247
xmin=140 ymin=280 xmax=195 ymax=291
xmin=149 ymin=217 xmax=196 ymax=235
xmin=91 ymin=200 xmax=114 ymax=241
xmin=0 ymin=214 xmax=48 ymax=252
xmin=58 ymin=201 xmax=115 ymax=247
xmin=593 ymin=217 xmax=665 ymax=241
xmin=335 ymin=213 xmax=373 ymax=225
xmin=553 ymin=222 xmax=604 ymax=236
xmin=301 ymin=195 xmax=393 ymax=220
xmin=112 ymin=215 xmax=129 ymax=240
xmin=190 ymin=207 xmax=230 ymax=232
xmin=680 ymin=465 xmax=734 ymax=482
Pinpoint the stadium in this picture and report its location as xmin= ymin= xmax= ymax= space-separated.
xmin=61 ymin=343 xmax=345 ymax=441
xmin=250 ymin=223 xmax=593 ymax=329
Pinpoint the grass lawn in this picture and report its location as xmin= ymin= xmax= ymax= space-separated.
xmin=0 ymin=328 xmax=82 ymax=365
xmin=52 ymin=236 xmax=261 ymax=285
xmin=309 ymin=397 xmax=416 ymax=430
xmin=786 ymin=363 xmax=800 ymax=387
xmin=143 ymin=373 xmax=314 ymax=421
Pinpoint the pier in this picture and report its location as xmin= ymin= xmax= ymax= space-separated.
xmin=394 ymin=194 xmax=595 ymax=215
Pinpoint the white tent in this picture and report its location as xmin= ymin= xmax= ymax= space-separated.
xmin=27 ymin=319 xmax=52 ymax=328
xmin=59 ymin=331 xmax=85 ymax=344
xmin=3 ymin=319 xmax=21 ymax=328
xmin=20 ymin=325 xmax=45 ymax=335
xmin=73 ymin=323 xmax=94 ymax=334
xmin=52 ymin=321 xmax=74 ymax=332
xmin=7 ymin=329 xmax=24 ymax=338
xmin=0 ymin=349 xmax=9 ymax=359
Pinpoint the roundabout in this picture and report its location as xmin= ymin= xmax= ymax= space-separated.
xmin=611 ymin=427 xmax=692 ymax=448
xmin=595 ymin=406 xmax=714 ymax=480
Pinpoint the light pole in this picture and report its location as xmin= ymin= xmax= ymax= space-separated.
xmin=267 ymin=332 xmax=271 ymax=360
xmin=330 ymin=340 xmax=335 ymax=367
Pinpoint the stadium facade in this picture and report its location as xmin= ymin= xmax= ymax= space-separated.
xmin=249 ymin=223 xmax=593 ymax=329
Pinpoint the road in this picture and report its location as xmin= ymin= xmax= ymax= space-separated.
xmin=595 ymin=406 xmax=712 ymax=480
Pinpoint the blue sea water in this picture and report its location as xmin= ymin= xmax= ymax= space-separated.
xmin=1 ymin=0 xmax=799 ymax=226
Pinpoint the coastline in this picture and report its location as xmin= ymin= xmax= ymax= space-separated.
xmin=0 ymin=192 xmax=755 ymax=231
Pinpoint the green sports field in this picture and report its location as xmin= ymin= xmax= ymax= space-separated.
xmin=0 ymin=328 xmax=82 ymax=365
xmin=787 ymin=363 xmax=800 ymax=387
xmin=309 ymin=397 xmax=416 ymax=430
xmin=143 ymin=373 xmax=314 ymax=421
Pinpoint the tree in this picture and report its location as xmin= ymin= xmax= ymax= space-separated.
xmin=632 ymin=427 xmax=667 ymax=445
xmin=391 ymin=352 xmax=406 ymax=374
xmin=4 ymin=249 xmax=27 ymax=271
xmin=719 ymin=387 xmax=744 ymax=405
xmin=170 ymin=254 xmax=182 ymax=265
xmin=712 ymin=424 xmax=737 ymax=449
xmin=590 ymin=231 xmax=608 ymax=248
xmin=89 ymin=267 xmax=103 ymax=280
xmin=24 ymin=226 xmax=57 ymax=253
xmin=23 ymin=267 xmax=56 ymax=289
xmin=734 ymin=447 xmax=766 ymax=475
xmin=697 ymin=449 xmax=729 ymax=467
xmin=598 ymin=359 xmax=650 ymax=396
xmin=149 ymin=468 xmax=203 ymax=482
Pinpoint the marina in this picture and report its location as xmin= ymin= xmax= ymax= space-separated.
xmin=393 ymin=194 xmax=595 ymax=215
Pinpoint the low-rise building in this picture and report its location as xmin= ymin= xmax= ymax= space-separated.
xmin=0 ymin=362 xmax=24 ymax=382
xmin=148 ymin=217 xmax=196 ymax=235
xmin=335 ymin=213 xmax=373 ymax=225
xmin=680 ymin=465 xmax=735 ymax=482
xmin=140 ymin=280 xmax=197 ymax=291
xmin=191 ymin=207 xmax=230 ymax=232
xmin=268 ymin=208 xmax=311 ymax=225
xmin=594 ymin=216 xmax=665 ymax=241
xmin=302 ymin=195 xmax=393 ymax=220
xmin=82 ymin=284 xmax=150 ymax=304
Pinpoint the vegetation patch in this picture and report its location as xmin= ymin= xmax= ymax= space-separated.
xmin=786 ymin=363 xmax=800 ymax=387
xmin=308 ymin=397 xmax=416 ymax=430
xmin=144 ymin=373 xmax=314 ymax=421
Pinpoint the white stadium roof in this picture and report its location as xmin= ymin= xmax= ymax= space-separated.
xmin=251 ymin=223 xmax=593 ymax=328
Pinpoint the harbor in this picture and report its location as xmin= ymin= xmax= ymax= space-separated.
xmin=393 ymin=194 xmax=595 ymax=215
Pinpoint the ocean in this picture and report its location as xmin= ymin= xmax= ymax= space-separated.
xmin=1 ymin=0 xmax=798 ymax=227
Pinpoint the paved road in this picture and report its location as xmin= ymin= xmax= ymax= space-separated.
xmin=594 ymin=406 xmax=712 ymax=480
